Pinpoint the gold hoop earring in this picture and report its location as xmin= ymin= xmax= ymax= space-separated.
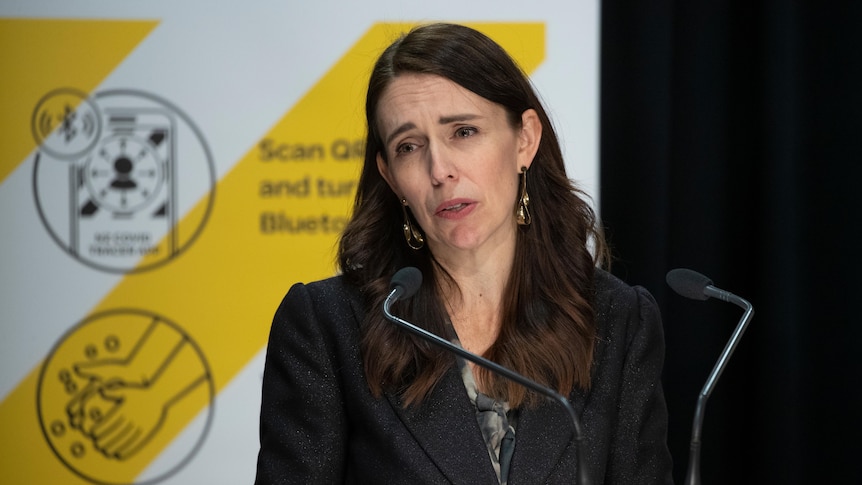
xmin=516 ymin=167 xmax=531 ymax=226
xmin=401 ymin=198 xmax=425 ymax=250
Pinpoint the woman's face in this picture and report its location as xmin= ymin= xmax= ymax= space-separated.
xmin=376 ymin=73 xmax=541 ymax=261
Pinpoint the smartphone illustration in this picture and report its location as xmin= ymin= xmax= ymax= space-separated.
xmin=69 ymin=108 xmax=177 ymax=267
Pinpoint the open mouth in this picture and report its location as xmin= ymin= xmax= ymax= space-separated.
xmin=435 ymin=199 xmax=475 ymax=219
xmin=442 ymin=203 xmax=468 ymax=212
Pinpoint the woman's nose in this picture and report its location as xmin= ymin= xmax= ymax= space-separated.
xmin=428 ymin=142 xmax=457 ymax=185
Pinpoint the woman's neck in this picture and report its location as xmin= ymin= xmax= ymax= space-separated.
xmin=435 ymin=250 xmax=514 ymax=356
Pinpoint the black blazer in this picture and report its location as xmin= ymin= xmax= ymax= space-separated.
xmin=255 ymin=269 xmax=674 ymax=484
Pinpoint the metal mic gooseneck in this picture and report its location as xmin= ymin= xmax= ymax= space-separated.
xmin=666 ymin=268 xmax=755 ymax=485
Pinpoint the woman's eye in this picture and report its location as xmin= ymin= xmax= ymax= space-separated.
xmin=395 ymin=143 xmax=416 ymax=154
xmin=456 ymin=127 xmax=477 ymax=138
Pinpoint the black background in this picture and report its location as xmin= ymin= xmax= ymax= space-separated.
xmin=600 ymin=1 xmax=862 ymax=483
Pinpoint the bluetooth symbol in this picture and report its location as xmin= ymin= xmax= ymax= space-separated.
xmin=31 ymin=88 xmax=102 ymax=160
xmin=60 ymin=104 xmax=78 ymax=143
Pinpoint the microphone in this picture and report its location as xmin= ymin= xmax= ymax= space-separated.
xmin=666 ymin=268 xmax=755 ymax=485
xmin=389 ymin=265 xmax=423 ymax=302
xmin=383 ymin=267 xmax=590 ymax=485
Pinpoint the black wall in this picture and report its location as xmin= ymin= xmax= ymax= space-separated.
xmin=599 ymin=1 xmax=862 ymax=483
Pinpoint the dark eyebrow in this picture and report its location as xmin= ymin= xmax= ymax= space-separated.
xmin=439 ymin=114 xmax=480 ymax=124
xmin=383 ymin=114 xmax=481 ymax=148
xmin=384 ymin=122 xmax=416 ymax=148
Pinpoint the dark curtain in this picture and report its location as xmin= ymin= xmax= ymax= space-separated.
xmin=599 ymin=1 xmax=862 ymax=484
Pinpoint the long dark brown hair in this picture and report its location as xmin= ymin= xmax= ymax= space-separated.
xmin=338 ymin=23 xmax=608 ymax=408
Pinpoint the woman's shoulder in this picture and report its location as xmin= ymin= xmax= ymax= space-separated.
xmin=593 ymin=267 xmax=627 ymax=294
xmin=593 ymin=267 xmax=657 ymax=307
xmin=268 ymin=275 xmax=367 ymax=353
xmin=592 ymin=267 xmax=661 ymax=335
xmin=277 ymin=274 xmax=365 ymax=322
xmin=298 ymin=273 xmax=354 ymax=294
xmin=285 ymin=273 xmax=356 ymax=297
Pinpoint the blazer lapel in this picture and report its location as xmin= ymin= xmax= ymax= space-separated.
xmin=387 ymin=366 xmax=499 ymax=484
xmin=509 ymin=389 xmax=587 ymax=483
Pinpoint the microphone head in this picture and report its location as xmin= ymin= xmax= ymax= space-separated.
xmin=666 ymin=268 xmax=713 ymax=301
xmin=390 ymin=267 xmax=423 ymax=300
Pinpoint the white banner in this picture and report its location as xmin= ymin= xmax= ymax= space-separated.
xmin=0 ymin=1 xmax=598 ymax=483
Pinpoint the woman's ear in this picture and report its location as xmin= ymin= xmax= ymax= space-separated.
xmin=376 ymin=151 xmax=398 ymax=193
xmin=518 ymin=108 xmax=543 ymax=169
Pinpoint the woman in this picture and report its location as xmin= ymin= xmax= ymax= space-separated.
xmin=255 ymin=23 xmax=673 ymax=484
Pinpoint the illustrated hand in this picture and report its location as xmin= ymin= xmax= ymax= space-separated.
xmin=63 ymin=324 xmax=206 ymax=461
xmin=66 ymin=383 xmax=121 ymax=432
xmin=74 ymin=358 xmax=149 ymax=388
xmin=87 ymin=385 xmax=167 ymax=459
xmin=67 ymin=356 xmax=151 ymax=442
xmin=72 ymin=320 xmax=186 ymax=389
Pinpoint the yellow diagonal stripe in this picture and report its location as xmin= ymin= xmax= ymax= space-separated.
xmin=0 ymin=21 xmax=544 ymax=484
xmin=0 ymin=18 xmax=159 ymax=184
